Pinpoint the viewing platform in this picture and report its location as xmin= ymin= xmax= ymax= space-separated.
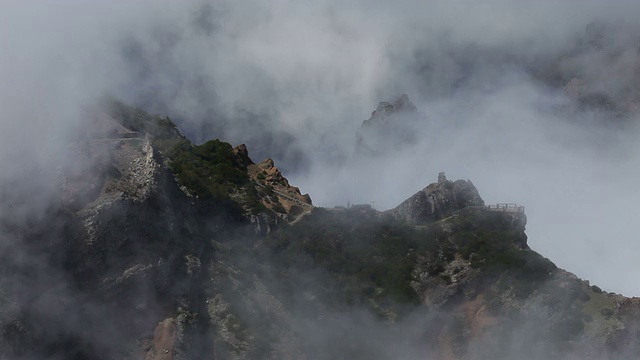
xmin=485 ymin=203 xmax=525 ymax=213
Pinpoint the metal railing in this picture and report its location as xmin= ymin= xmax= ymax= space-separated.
xmin=486 ymin=203 xmax=525 ymax=213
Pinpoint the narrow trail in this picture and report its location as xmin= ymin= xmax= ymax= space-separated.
xmin=254 ymin=183 xmax=314 ymax=208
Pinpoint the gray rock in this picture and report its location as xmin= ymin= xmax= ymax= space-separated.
xmin=386 ymin=173 xmax=484 ymax=224
xmin=355 ymin=94 xmax=420 ymax=156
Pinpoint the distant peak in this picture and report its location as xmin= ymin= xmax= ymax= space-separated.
xmin=371 ymin=93 xmax=417 ymax=118
xmin=355 ymin=93 xmax=420 ymax=156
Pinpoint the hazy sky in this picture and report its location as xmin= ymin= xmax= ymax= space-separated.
xmin=3 ymin=0 xmax=640 ymax=295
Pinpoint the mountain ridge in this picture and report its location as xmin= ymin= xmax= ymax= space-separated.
xmin=0 ymin=100 xmax=639 ymax=359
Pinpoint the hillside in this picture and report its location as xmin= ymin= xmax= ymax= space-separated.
xmin=0 ymin=101 xmax=639 ymax=360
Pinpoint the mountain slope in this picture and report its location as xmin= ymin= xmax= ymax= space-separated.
xmin=230 ymin=178 xmax=640 ymax=359
xmin=0 ymin=101 xmax=639 ymax=359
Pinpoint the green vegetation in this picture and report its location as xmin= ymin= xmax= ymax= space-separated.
xmin=450 ymin=210 xmax=556 ymax=297
xmin=288 ymin=205 xmax=305 ymax=218
xmin=107 ymin=98 xmax=261 ymax=218
xmin=582 ymin=286 xmax=619 ymax=335
xmin=168 ymin=139 xmax=249 ymax=199
xmin=105 ymin=97 xmax=180 ymax=141
xmin=266 ymin=208 xmax=438 ymax=308
xmin=271 ymin=202 xmax=286 ymax=214
xmin=264 ymin=206 xmax=560 ymax=314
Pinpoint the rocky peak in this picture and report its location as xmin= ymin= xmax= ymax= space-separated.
xmin=355 ymin=93 xmax=420 ymax=156
xmin=386 ymin=172 xmax=484 ymax=224
xmin=245 ymin=154 xmax=313 ymax=217
xmin=233 ymin=143 xmax=254 ymax=169
xmin=256 ymin=158 xmax=288 ymax=187
xmin=369 ymin=93 xmax=417 ymax=121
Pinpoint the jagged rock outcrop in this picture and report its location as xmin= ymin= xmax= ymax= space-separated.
xmin=386 ymin=172 xmax=484 ymax=224
xmin=355 ymin=94 xmax=421 ymax=156
xmin=254 ymin=158 xmax=312 ymax=204
xmin=243 ymin=151 xmax=313 ymax=223
xmin=233 ymin=143 xmax=253 ymax=169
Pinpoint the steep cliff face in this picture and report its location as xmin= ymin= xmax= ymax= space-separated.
xmin=0 ymin=116 xmax=227 ymax=359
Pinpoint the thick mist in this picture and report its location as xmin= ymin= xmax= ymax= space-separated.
xmin=3 ymin=0 xmax=640 ymax=300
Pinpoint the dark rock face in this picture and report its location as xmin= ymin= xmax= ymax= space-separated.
xmin=386 ymin=173 xmax=485 ymax=224
xmin=355 ymin=94 xmax=421 ymax=156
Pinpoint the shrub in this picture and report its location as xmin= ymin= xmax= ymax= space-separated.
xmin=271 ymin=203 xmax=286 ymax=214
xmin=168 ymin=139 xmax=250 ymax=200
xmin=600 ymin=308 xmax=614 ymax=318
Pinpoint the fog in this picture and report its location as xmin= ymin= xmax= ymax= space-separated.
xmin=3 ymin=0 xmax=640 ymax=300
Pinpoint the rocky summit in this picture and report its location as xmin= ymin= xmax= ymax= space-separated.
xmin=355 ymin=94 xmax=421 ymax=156
xmin=386 ymin=172 xmax=485 ymax=225
xmin=1 ymin=100 xmax=640 ymax=360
